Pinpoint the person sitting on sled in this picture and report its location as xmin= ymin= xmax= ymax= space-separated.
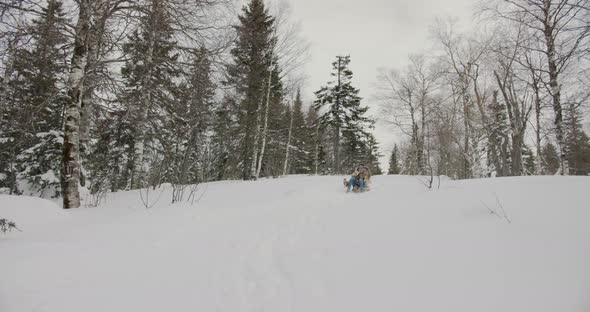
xmin=344 ymin=167 xmax=365 ymax=193
xmin=358 ymin=164 xmax=371 ymax=191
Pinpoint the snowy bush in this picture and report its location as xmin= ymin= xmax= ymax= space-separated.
xmin=0 ymin=218 xmax=19 ymax=233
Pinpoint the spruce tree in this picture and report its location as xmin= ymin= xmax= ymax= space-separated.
xmin=163 ymin=47 xmax=216 ymax=190
xmin=211 ymin=95 xmax=241 ymax=180
xmin=3 ymin=0 xmax=68 ymax=196
xmin=388 ymin=144 xmax=401 ymax=175
xmin=488 ymin=91 xmax=511 ymax=177
xmin=304 ymin=105 xmax=324 ymax=174
xmin=522 ymin=145 xmax=536 ymax=175
xmin=564 ymin=104 xmax=590 ymax=175
xmin=118 ymin=0 xmax=180 ymax=189
xmin=541 ymin=143 xmax=560 ymax=175
xmin=227 ymin=0 xmax=275 ymax=180
xmin=290 ymin=90 xmax=308 ymax=174
xmin=314 ymin=55 xmax=373 ymax=173
xmin=364 ymin=135 xmax=382 ymax=175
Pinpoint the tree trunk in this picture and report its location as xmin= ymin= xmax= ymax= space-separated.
xmin=62 ymin=0 xmax=93 ymax=209
xmin=314 ymin=126 xmax=319 ymax=175
xmin=131 ymin=0 xmax=158 ymax=188
xmin=255 ymin=61 xmax=274 ymax=178
xmin=543 ymin=2 xmax=568 ymax=175
xmin=461 ymin=80 xmax=472 ymax=179
xmin=283 ymin=103 xmax=294 ymax=176
xmin=333 ymin=56 xmax=342 ymax=174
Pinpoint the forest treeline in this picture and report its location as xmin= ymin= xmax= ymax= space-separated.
xmin=381 ymin=1 xmax=590 ymax=179
xmin=0 ymin=0 xmax=381 ymax=208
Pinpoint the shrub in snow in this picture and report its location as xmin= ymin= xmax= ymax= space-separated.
xmin=0 ymin=218 xmax=19 ymax=233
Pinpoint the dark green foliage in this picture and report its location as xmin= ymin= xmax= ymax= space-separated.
xmin=388 ymin=144 xmax=401 ymax=175
xmin=227 ymin=0 xmax=276 ymax=180
xmin=0 ymin=0 xmax=68 ymax=196
xmin=564 ymin=105 xmax=590 ymax=176
xmin=314 ymin=55 xmax=378 ymax=174
xmin=304 ymin=105 xmax=328 ymax=174
xmin=119 ymin=0 xmax=180 ymax=189
xmin=289 ymin=90 xmax=309 ymax=174
xmin=541 ymin=143 xmax=560 ymax=175
xmin=522 ymin=145 xmax=536 ymax=175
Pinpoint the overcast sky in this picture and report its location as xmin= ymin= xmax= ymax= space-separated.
xmin=277 ymin=0 xmax=476 ymax=168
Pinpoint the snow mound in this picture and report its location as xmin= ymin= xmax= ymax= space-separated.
xmin=1 ymin=175 xmax=589 ymax=312
xmin=0 ymin=195 xmax=65 ymax=233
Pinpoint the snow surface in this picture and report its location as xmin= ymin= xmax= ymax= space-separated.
xmin=1 ymin=175 xmax=590 ymax=312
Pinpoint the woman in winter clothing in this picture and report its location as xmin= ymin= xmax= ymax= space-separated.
xmin=345 ymin=167 xmax=365 ymax=192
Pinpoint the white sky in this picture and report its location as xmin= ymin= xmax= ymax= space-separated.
xmin=284 ymin=0 xmax=477 ymax=168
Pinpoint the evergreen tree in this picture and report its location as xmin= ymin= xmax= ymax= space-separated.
xmin=164 ymin=47 xmax=216 ymax=189
xmin=487 ymin=91 xmax=511 ymax=177
xmin=211 ymin=95 xmax=241 ymax=180
xmin=118 ymin=0 xmax=180 ymax=189
xmin=0 ymin=35 xmax=27 ymax=194
xmin=227 ymin=0 xmax=275 ymax=180
xmin=289 ymin=90 xmax=308 ymax=174
xmin=522 ymin=145 xmax=536 ymax=175
xmin=564 ymin=104 xmax=590 ymax=175
xmin=541 ymin=143 xmax=560 ymax=175
xmin=388 ymin=144 xmax=401 ymax=174
xmin=1 ymin=0 xmax=68 ymax=196
xmin=304 ymin=105 xmax=325 ymax=174
xmin=364 ymin=135 xmax=382 ymax=175
xmin=314 ymin=55 xmax=372 ymax=173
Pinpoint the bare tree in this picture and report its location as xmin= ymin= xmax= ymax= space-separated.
xmin=481 ymin=0 xmax=590 ymax=175
xmin=62 ymin=0 xmax=99 ymax=209
xmin=431 ymin=19 xmax=492 ymax=178
xmin=376 ymin=54 xmax=441 ymax=175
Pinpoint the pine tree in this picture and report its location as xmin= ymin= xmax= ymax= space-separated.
xmin=119 ymin=0 xmax=180 ymax=189
xmin=289 ymin=90 xmax=308 ymax=174
xmin=211 ymin=95 xmax=241 ymax=180
xmin=304 ymin=105 xmax=324 ymax=174
xmin=0 ymin=35 xmax=26 ymax=195
xmin=522 ymin=145 xmax=536 ymax=175
xmin=2 ymin=0 xmax=68 ymax=197
xmin=364 ymin=135 xmax=382 ymax=175
xmin=388 ymin=144 xmax=401 ymax=174
xmin=227 ymin=0 xmax=275 ymax=180
xmin=564 ymin=104 xmax=590 ymax=175
xmin=86 ymin=109 xmax=133 ymax=195
xmin=541 ymin=143 xmax=560 ymax=175
xmin=163 ymin=47 xmax=216 ymax=194
xmin=487 ymin=91 xmax=511 ymax=177
xmin=314 ymin=55 xmax=371 ymax=173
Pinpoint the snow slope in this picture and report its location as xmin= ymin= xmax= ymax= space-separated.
xmin=1 ymin=175 xmax=590 ymax=312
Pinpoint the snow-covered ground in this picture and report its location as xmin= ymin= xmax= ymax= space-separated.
xmin=1 ymin=175 xmax=589 ymax=312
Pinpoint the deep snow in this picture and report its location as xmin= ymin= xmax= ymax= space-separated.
xmin=1 ymin=175 xmax=590 ymax=312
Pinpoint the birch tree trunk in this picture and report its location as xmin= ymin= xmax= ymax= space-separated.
xmin=131 ymin=0 xmax=158 ymax=189
xmin=283 ymin=103 xmax=294 ymax=176
xmin=62 ymin=0 xmax=93 ymax=208
xmin=534 ymin=86 xmax=543 ymax=173
xmin=543 ymin=25 xmax=568 ymax=175
xmin=314 ymin=126 xmax=319 ymax=175
xmin=461 ymin=77 xmax=472 ymax=179
xmin=249 ymin=103 xmax=261 ymax=179
xmin=255 ymin=61 xmax=274 ymax=179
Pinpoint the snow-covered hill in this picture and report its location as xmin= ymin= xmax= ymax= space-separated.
xmin=1 ymin=175 xmax=589 ymax=312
